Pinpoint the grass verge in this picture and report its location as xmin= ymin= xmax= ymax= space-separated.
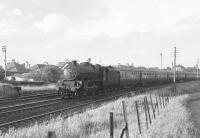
xmin=1 ymin=81 xmax=200 ymax=138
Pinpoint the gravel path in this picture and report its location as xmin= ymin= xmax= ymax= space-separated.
xmin=188 ymin=98 xmax=200 ymax=130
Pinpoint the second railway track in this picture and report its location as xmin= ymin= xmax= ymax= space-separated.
xmin=0 ymin=92 xmax=58 ymax=107
xmin=0 ymin=84 xmax=171 ymax=132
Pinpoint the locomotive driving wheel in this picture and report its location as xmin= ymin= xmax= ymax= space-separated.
xmin=60 ymin=89 xmax=66 ymax=99
xmin=58 ymin=88 xmax=62 ymax=96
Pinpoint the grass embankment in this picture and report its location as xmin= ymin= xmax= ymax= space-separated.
xmin=1 ymin=81 xmax=200 ymax=138
xmin=0 ymin=83 xmax=19 ymax=99
xmin=20 ymin=84 xmax=56 ymax=94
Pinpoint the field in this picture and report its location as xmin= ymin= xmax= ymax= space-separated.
xmin=1 ymin=81 xmax=200 ymax=138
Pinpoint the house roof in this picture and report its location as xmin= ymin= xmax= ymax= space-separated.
xmin=30 ymin=64 xmax=60 ymax=71
xmin=176 ymin=65 xmax=185 ymax=69
xmin=7 ymin=61 xmax=28 ymax=73
xmin=0 ymin=66 xmax=4 ymax=72
xmin=30 ymin=64 xmax=46 ymax=71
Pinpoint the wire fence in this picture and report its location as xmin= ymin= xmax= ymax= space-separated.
xmin=110 ymin=86 xmax=177 ymax=138
xmin=46 ymin=85 xmax=178 ymax=138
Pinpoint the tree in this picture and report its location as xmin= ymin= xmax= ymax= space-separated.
xmin=42 ymin=66 xmax=63 ymax=82
xmin=22 ymin=66 xmax=63 ymax=82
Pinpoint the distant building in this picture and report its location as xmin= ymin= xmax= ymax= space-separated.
xmin=176 ymin=65 xmax=185 ymax=72
xmin=165 ymin=67 xmax=172 ymax=71
xmin=6 ymin=59 xmax=29 ymax=74
xmin=148 ymin=67 xmax=159 ymax=71
xmin=30 ymin=64 xmax=46 ymax=72
xmin=30 ymin=64 xmax=62 ymax=72
xmin=0 ymin=66 xmax=4 ymax=72
xmin=185 ymin=67 xmax=196 ymax=72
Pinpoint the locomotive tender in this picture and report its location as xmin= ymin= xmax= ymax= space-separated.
xmin=57 ymin=61 xmax=196 ymax=99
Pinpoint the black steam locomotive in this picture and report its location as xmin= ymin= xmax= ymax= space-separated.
xmin=56 ymin=61 xmax=196 ymax=99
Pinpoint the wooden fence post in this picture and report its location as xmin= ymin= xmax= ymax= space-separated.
xmin=110 ymin=112 xmax=114 ymax=138
xmin=159 ymin=94 xmax=162 ymax=109
xmin=143 ymin=98 xmax=148 ymax=129
xmin=162 ymin=93 xmax=165 ymax=108
xmin=47 ymin=131 xmax=56 ymax=138
xmin=150 ymin=94 xmax=155 ymax=119
xmin=145 ymin=96 xmax=151 ymax=124
xmin=155 ymin=94 xmax=159 ymax=115
xmin=165 ymin=97 xmax=167 ymax=106
xmin=135 ymin=101 xmax=141 ymax=134
xmin=122 ymin=101 xmax=129 ymax=138
xmin=166 ymin=96 xmax=169 ymax=104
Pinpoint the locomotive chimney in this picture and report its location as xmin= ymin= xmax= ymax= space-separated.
xmin=72 ymin=60 xmax=77 ymax=65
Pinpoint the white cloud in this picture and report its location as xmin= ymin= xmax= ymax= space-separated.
xmin=0 ymin=4 xmax=30 ymax=36
xmin=0 ymin=20 xmax=17 ymax=35
xmin=33 ymin=13 xmax=68 ymax=32
xmin=0 ymin=4 xmax=6 ymax=11
xmin=12 ymin=8 xmax=23 ymax=17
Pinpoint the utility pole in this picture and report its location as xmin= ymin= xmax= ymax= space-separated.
xmin=160 ymin=53 xmax=162 ymax=70
xmin=173 ymin=47 xmax=176 ymax=84
xmin=197 ymin=58 xmax=199 ymax=80
xmin=2 ymin=45 xmax=7 ymax=81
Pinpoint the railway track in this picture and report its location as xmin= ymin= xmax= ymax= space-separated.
xmin=0 ymin=97 xmax=62 ymax=113
xmin=0 ymin=91 xmax=57 ymax=101
xmin=0 ymin=92 xmax=58 ymax=107
xmin=0 ymin=84 xmax=171 ymax=131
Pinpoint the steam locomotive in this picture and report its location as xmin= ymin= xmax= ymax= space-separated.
xmin=56 ymin=61 xmax=196 ymax=99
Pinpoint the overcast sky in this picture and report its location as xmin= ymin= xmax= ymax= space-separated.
xmin=0 ymin=0 xmax=200 ymax=67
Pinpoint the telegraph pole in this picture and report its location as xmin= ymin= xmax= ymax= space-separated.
xmin=173 ymin=47 xmax=176 ymax=84
xmin=160 ymin=53 xmax=162 ymax=70
xmin=197 ymin=58 xmax=199 ymax=80
xmin=2 ymin=45 xmax=7 ymax=81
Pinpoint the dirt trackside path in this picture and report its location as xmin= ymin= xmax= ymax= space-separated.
xmin=188 ymin=98 xmax=200 ymax=130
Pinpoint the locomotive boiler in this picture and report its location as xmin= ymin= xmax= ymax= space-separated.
xmin=57 ymin=61 xmax=103 ymax=98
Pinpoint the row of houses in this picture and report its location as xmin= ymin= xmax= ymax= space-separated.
xmin=0 ymin=60 xmax=69 ymax=75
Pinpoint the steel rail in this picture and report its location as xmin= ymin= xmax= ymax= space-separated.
xmin=0 ymin=93 xmax=58 ymax=107
xmin=0 ymin=97 xmax=61 ymax=113
xmin=0 ymin=100 xmax=65 ymax=116
xmin=0 ymin=92 xmax=57 ymax=102
xmin=0 ymin=84 xmax=171 ymax=129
